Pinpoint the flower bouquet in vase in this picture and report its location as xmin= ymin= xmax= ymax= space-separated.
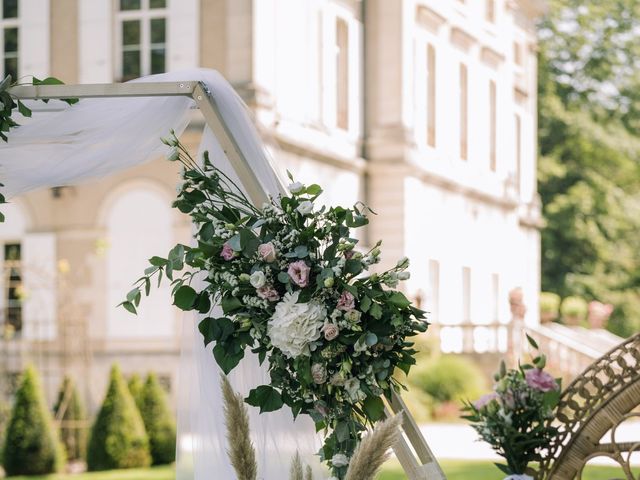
xmin=122 ymin=134 xmax=428 ymax=479
xmin=463 ymin=335 xmax=561 ymax=480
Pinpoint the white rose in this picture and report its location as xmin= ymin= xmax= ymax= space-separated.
xmin=331 ymin=454 xmax=349 ymax=468
xmin=296 ymin=200 xmax=313 ymax=215
xmin=267 ymin=291 xmax=327 ymax=358
xmin=289 ymin=181 xmax=305 ymax=194
xmin=250 ymin=270 xmax=266 ymax=288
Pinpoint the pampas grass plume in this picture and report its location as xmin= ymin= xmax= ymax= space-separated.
xmin=344 ymin=414 xmax=403 ymax=480
xmin=220 ymin=374 xmax=257 ymax=480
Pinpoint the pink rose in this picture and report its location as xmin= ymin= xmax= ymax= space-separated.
xmin=473 ymin=392 xmax=498 ymax=409
xmin=322 ymin=323 xmax=339 ymax=341
xmin=336 ymin=291 xmax=355 ymax=311
xmin=525 ymin=368 xmax=558 ymax=392
xmin=258 ymin=242 xmax=277 ymax=263
xmin=287 ymin=260 xmax=310 ymax=287
xmin=256 ymin=284 xmax=280 ymax=302
xmin=221 ymin=242 xmax=235 ymax=261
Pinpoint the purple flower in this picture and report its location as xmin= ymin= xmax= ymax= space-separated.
xmin=287 ymin=260 xmax=310 ymax=287
xmin=256 ymin=284 xmax=280 ymax=302
xmin=336 ymin=291 xmax=355 ymax=311
xmin=473 ymin=392 xmax=498 ymax=409
xmin=221 ymin=242 xmax=235 ymax=261
xmin=525 ymin=368 xmax=558 ymax=392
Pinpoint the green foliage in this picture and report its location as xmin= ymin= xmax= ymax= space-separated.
xmin=138 ymin=374 xmax=176 ymax=465
xmin=410 ymin=355 xmax=486 ymax=404
xmin=560 ymin=296 xmax=588 ymax=324
xmin=539 ymin=292 xmax=561 ymax=315
xmin=538 ymin=1 xmax=640 ymax=337
xmin=87 ymin=365 xmax=150 ymax=471
xmin=128 ymin=373 xmax=144 ymax=412
xmin=0 ymin=397 xmax=10 ymax=455
xmin=463 ymin=348 xmax=560 ymax=475
xmin=2 ymin=366 xmax=66 ymax=476
xmin=53 ymin=376 xmax=87 ymax=461
xmin=122 ymin=135 xmax=428 ymax=479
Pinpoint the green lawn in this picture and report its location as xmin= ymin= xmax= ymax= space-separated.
xmin=4 ymin=461 xmax=635 ymax=479
xmin=5 ymin=466 xmax=174 ymax=480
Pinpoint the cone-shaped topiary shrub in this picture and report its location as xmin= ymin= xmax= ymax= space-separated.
xmin=87 ymin=365 xmax=151 ymax=471
xmin=53 ymin=376 xmax=87 ymax=461
xmin=128 ymin=373 xmax=144 ymax=412
xmin=139 ymin=373 xmax=176 ymax=465
xmin=3 ymin=365 xmax=66 ymax=476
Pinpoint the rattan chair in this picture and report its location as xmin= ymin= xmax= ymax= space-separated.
xmin=535 ymin=332 xmax=640 ymax=480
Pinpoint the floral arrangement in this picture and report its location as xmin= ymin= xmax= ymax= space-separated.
xmin=463 ymin=335 xmax=561 ymax=479
xmin=122 ymin=134 xmax=428 ymax=479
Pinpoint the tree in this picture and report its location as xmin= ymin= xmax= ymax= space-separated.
xmin=128 ymin=373 xmax=144 ymax=412
xmin=2 ymin=366 xmax=65 ymax=475
xmin=139 ymin=373 xmax=176 ymax=465
xmin=53 ymin=376 xmax=87 ymax=461
xmin=538 ymin=0 xmax=640 ymax=336
xmin=87 ymin=365 xmax=151 ymax=471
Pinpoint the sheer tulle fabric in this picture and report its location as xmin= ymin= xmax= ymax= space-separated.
xmin=0 ymin=69 xmax=324 ymax=479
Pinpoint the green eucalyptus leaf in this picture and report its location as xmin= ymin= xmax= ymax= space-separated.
xmin=228 ymin=234 xmax=242 ymax=252
xmin=120 ymin=301 xmax=137 ymax=315
xmin=149 ymin=256 xmax=168 ymax=267
xmin=277 ymin=271 xmax=290 ymax=284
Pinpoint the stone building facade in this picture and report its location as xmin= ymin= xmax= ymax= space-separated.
xmin=0 ymin=0 xmax=544 ymax=409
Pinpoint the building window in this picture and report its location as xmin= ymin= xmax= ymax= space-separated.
xmin=117 ymin=0 xmax=167 ymax=81
xmin=486 ymin=0 xmax=496 ymax=23
xmin=459 ymin=63 xmax=468 ymax=161
xmin=3 ymin=243 xmax=22 ymax=335
xmin=426 ymin=44 xmax=436 ymax=147
xmin=335 ymin=17 xmax=349 ymax=130
xmin=489 ymin=79 xmax=497 ymax=171
xmin=515 ymin=113 xmax=521 ymax=193
xmin=1 ymin=0 xmax=18 ymax=81
xmin=462 ymin=266 xmax=471 ymax=322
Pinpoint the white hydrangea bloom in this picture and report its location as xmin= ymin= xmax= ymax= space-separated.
xmin=267 ymin=291 xmax=326 ymax=358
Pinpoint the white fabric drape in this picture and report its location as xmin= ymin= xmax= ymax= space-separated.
xmin=0 ymin=69 xmax=324 ymax=479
